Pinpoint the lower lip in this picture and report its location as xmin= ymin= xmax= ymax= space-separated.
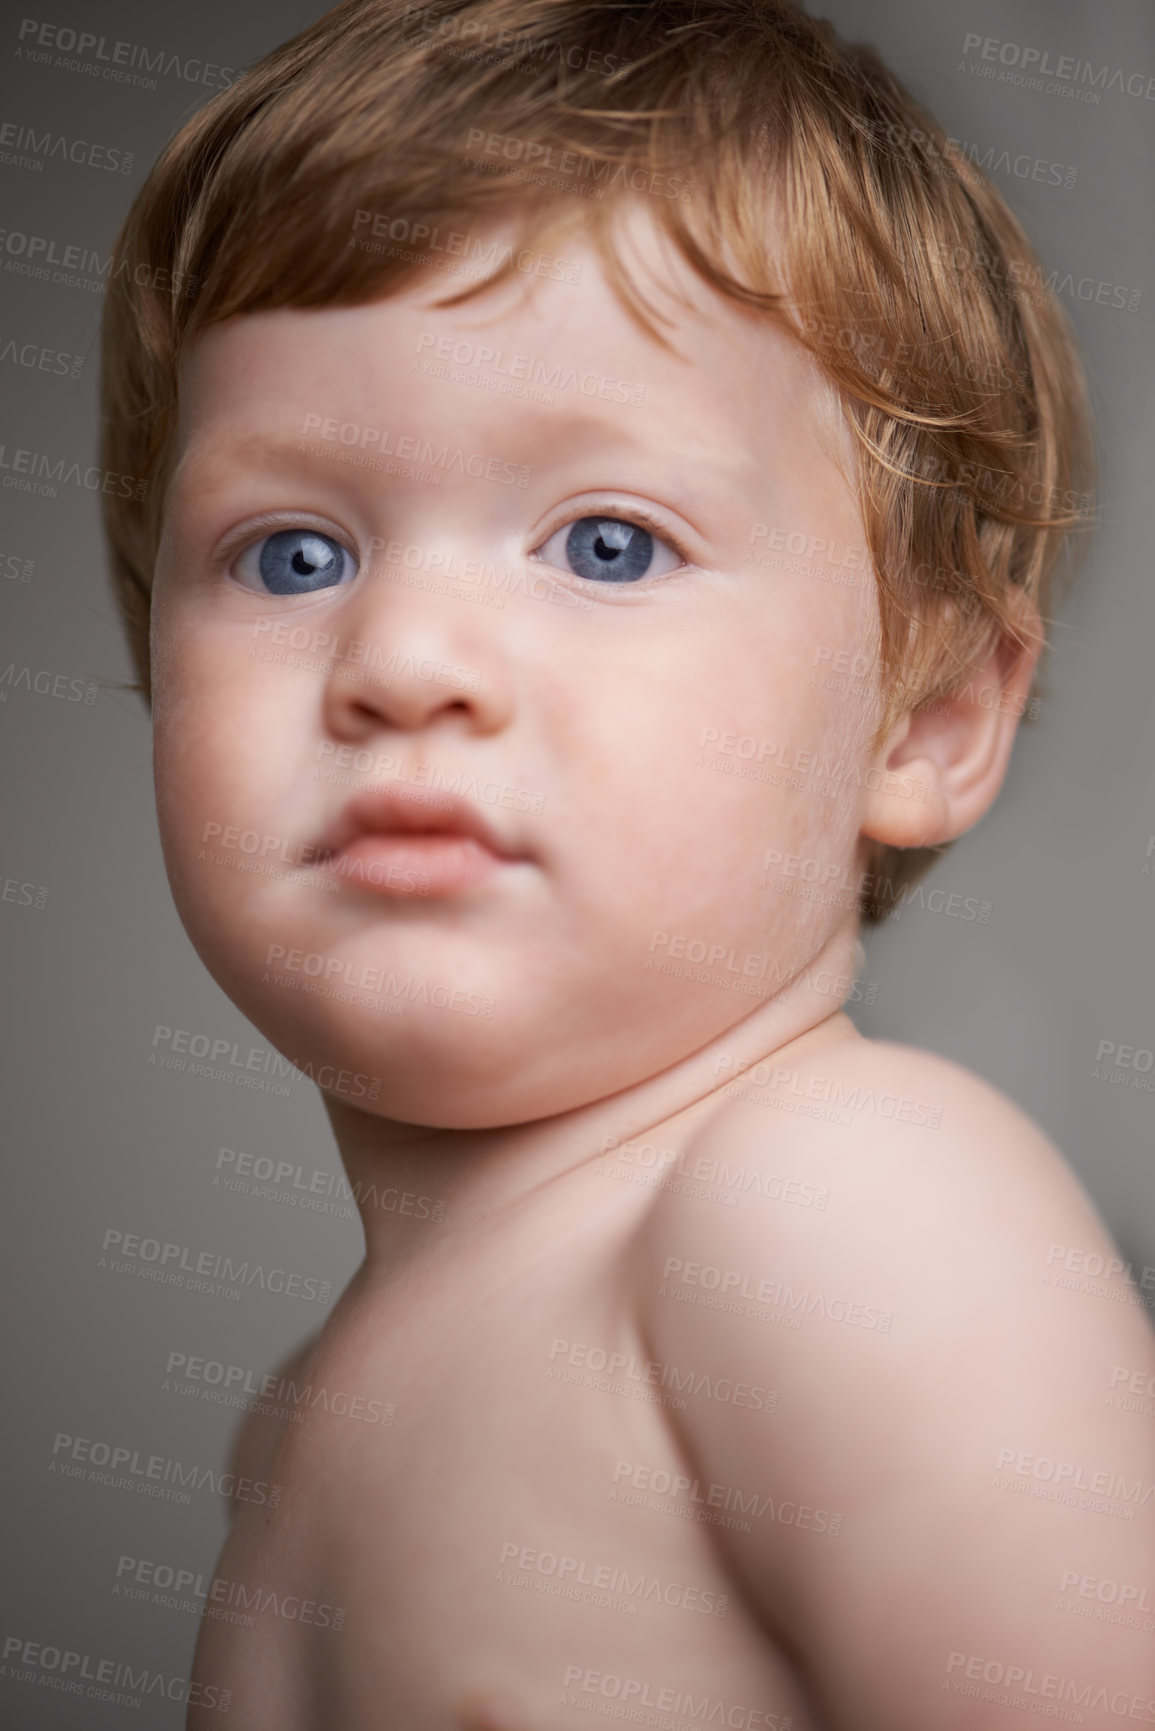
xmin=316 ymin=834 xmax=507 ymax=897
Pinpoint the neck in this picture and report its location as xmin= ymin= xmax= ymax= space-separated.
xmin=323 ymin=918 xmax=863 ymax=1270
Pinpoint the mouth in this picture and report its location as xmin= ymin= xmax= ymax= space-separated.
xmin=311 ymin=782 xmax=526 ymax=898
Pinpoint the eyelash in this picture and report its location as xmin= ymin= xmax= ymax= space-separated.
xmin=531 ymin=505 xmax=691 ymax=577
xmin=216 ymin=512 xmax=356 ymax=572
xmin=216 ymin=503 xmax=694 ymax=587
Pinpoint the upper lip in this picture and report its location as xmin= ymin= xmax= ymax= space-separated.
xmin=314 ymin=782 xmax=524 ymax=863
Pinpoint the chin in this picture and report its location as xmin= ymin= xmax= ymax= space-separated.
xmin=215 ymin=988 xmax=549 ymax=1126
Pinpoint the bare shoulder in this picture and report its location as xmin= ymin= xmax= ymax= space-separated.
xmin=631 ymin=1026 xmax=1155 ymax=1371
xmin=635 ymin=1028 xmax=1139 ymax=1300
xmin=628 ymin=1031 xmax=1155 ymax=1729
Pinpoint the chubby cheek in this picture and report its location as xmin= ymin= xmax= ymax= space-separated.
xmin=152 ymin=637 xmax=313 ymax=953
xmin=553 ymin=614 xmax=871 ymax=1004
xmin=143 ymin=581 xmax=874 ymax=1118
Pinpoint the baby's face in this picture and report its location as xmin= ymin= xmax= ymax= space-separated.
xmin=152 ymin=205 xmax=887 ymax=1127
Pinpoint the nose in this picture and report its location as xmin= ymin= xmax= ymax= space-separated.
xmin=320 ymin=546 xmax=516 ymax=743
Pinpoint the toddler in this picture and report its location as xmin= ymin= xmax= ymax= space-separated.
xmin=99 ymin=1 xmax=1155 ymax=1725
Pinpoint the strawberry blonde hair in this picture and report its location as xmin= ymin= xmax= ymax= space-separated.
xmin=99 ymin=0 xmax=1094 ymax=920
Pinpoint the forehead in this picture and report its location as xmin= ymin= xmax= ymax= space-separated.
xmin=173 ymin=201 xmax=848 ymax=499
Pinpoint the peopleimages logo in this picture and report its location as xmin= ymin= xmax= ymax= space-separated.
xmin=0 ymin=439 xmax=145 ymax=498
xmin=2 ymin=1635 xmax=229 ymax=1713
xmin=14 ymin=19 xmax=237 ymax=91
xmin=961 ymin=33 xmax=1155 ymax=102
xmin=49 ymin=1429 xmax=279 ymax=1508
xmin=558 ymin=1666 xmax=791 ymax=1729
xmin=0 ymin=119 xmax=133 ymax=172
xmin=148 ymin=1022 xmax=382 ymax=1101
xmin=944 ymin=1651 xmax=1155 ymax=1722
xmin=100 ymin=1227 xmax=333 ymax=1304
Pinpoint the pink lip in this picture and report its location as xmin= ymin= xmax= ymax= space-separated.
xmin=311 ymin=784 xmax=524 ymax=898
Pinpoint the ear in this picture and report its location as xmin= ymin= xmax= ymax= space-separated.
xmin=860 ymin=608 xmax=1043 ymax=852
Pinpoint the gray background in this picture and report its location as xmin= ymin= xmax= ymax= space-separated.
xmin=1 ymin=0 xmax=1152 ymax=1723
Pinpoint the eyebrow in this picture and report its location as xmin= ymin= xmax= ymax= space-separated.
xmin=181 ymin=415 xmax=758 ymax=498
xmin=189 ymin=429 xmax=388 ymax=471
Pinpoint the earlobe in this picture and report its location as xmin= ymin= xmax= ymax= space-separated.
xmin=860 ymin=622 xmax=1042 ymax=852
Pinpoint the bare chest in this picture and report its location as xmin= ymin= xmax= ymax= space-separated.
xmin=189 ymin=1234 xmax=818 ymax=1731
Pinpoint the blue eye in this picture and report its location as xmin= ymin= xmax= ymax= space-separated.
xmin=534 ymin=515 xmax=682 ymax=584
xmin=233 ymin=528 xmax=356 ymax=595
